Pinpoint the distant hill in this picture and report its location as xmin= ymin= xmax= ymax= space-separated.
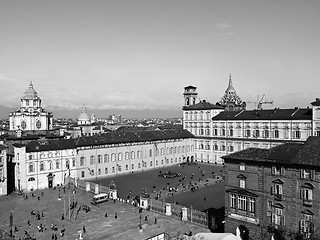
xmin=51 ymin=108 xmax=182 ymax=119
xmin=0 ymin=105 xmax=182 ymax=120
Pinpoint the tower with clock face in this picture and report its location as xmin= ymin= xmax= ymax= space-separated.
xmin=9 ymin=82 xmax=53 ymax=131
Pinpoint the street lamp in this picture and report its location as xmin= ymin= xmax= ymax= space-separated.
xmin=139 ymin=213 xmax=142 ymax=229
xmin=58 ymin=186 xmax=61 ymax=200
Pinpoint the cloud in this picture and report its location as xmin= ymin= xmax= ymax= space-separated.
xmin=216 ymin=22 xmax=232 ymax=29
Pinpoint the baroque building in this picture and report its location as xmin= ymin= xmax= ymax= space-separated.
xmin=9 ymin=82 xmax=53 ymax=131
xmin=223 ymin=136 xmax=320 ymax=240
xmin=12 ymin=129 xmax=195 ymax=192
xmin=182 ymin=77 xmax=320 ymax=164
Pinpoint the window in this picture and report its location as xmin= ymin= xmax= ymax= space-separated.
xmin=36 ymin=120 xmax=42 ymax=129
xmin=98 ymin=169 xmax=101 ymax=175
xmin=132 ymin=164 xmax=134 ymax=170
xmin=90 ymin=155 xmax=95 ymax=165
xmin=264 ymin=130 xmax=269 ymax=138
xmin=118 ymin=153 xmax=122 ymax=161
xmin=240 ymin=179 xmax=246 ymax=188
xmin=138 ymin=163 xmax=141 ymax=169
xmin=229 ymin=129 xmax=233 ymax=137
xmin=238 ymin=196 xmax=247 ymax=211
xmin=300 ymin=213 xmax=314 ymax=237
xmin=48 ymin=161 xmax=52 ymax=170
xmin=230 ymin=194 xmax=236 ymax=209
xmin=221 ymin=129 xmax=226 ymax=136
xmin=149 ymin=149 xmax=152 ymax=157
xmin=254 ymin=130 xmax=259 ymax=138
xmin=97 ymin=155 xmax=102 ymax=164
xmin=66 ymin=159 xmax=69 ymax=169
xmin=161 ymin=148 xmax=164 ymax=155
xmin=125 ymin=152 xmax=129 ymax=160
xmin=273 ymin=183 xmax=283 ymax=200
xmin=80 ymin=156 xmax=85 ymax=166
xmin=246 ymin=130 xmax=250 ymax=138
xmin=72 ymin=158 xmax=76 ymax=167
xmin=137 ymin=151 xmax=142 ymax=159
xmin=294 ymin=130 xmax=301 ymax=139
xmin=21 ymin=120 xmax=27 ymax=129
xmin=274 ymin=130 xmax=279 ymax=138
xmin=111 ymin=153 xmax=116 ymax=161
xmin=131 ymin=151 xmax=135 ymax=159
xmin=28 ymin=154 xmax=33 ymax=160
xmin=126 ymin=165 xmax=128 ymax=171
xmin=300 ymin=169 xmax=315 ymax=180
xmin=81 ymin=171 xmax=85 ymax=178
xmin=56 ymin=161 xmax=60 ymax=169
xmin=112 ymin=167 xmax=115 ymax=173
xmin=118 ymin=165 xmax=121 ymax=172
xmin=150 ymin=161 xmax=152 ymax=167
xmin=272 ymin=206 xmax=284 ymax=227
xmin=104 ymin=154 xmax=109 ymax=163
xmin=240 ymin=164 xmax=245 ymax=171
xmin=249 ymin=198 xmax=256 ymax=213
xmin=272 ymin=166 xmax=285 ymax=176
xmin=105 ymin=168 xmax=108 ymax=174
xmin=301 ymin=183 xmax=314 ymax=206
xmin=39 ymin=162 xmax=44 ymax=171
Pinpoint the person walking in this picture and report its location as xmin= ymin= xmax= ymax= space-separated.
xmin=82 ymin=225 xmax=86 ymax=234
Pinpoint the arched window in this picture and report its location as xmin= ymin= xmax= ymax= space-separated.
xmin=131 ymin=151 xmax=135 ymax=159
xmin=125 ymin=152 xmax=129 ymax=160
xmin=111 ymin=153 xmax=116 ymax=161
xmin=149 ymin=149 xmax=152 ymax=157
xmin=118 ymin=153 xmax=122 ymax=161
xmin=56 ymin=160 xmax=60 ymax=169
xmin=28 ymin=177 xmax=35 ymax=181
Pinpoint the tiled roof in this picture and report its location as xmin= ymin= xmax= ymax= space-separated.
xmin=25 ymin=139 xmax=76 ymax=152
xmin=76 ymin=129 xmax=194 ymax=147
xmin=223 ymin=137 xmax=320 ymax=167
xmin=213 ymin=108 xmax=312 ymax=121
xmin=17 ymin=129 xmax=194 ymax=152
xmin=183 ymin=100 xmax=224 ymax=111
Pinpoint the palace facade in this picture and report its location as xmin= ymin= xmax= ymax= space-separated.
xmin=222 ymin=136 xmax=320 ymax=240
xmin=9 ymin=82 xmax=53 ymax=131
xmin=182 ymin=76 xmax=320 ymax=164
xmin=13 ymin=129 xmax=195 ymax=192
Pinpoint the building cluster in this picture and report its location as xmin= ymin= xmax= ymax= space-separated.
xmin=182 ymin=76 xmax=320 ymax=164
xmin=0 ymin=82 xmax=195 ymax=195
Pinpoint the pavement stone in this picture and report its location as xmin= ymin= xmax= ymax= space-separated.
xmin=0 ymin=187 xmax=210 ymax=240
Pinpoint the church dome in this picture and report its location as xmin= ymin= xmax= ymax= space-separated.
xmin=78 ymin=105 xmax=91 ymax=125
xmin=22 ymin=81 xmax=39 ymax=99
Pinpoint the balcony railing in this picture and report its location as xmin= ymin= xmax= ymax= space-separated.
xmin=303 ymin=199 xmax=312 ymax=207
xmin=274 ymin=193 xmax=283 ymax=201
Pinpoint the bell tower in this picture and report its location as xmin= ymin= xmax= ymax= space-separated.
xmin=183 ymin=85 xmax=198 ymax=106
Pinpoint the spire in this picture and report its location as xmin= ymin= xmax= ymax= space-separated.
xmin=228 ymin=74 xmax=233 ymax=88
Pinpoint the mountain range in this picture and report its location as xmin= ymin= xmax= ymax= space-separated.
xmin=0 ymin=105 xmax=182 ymax=120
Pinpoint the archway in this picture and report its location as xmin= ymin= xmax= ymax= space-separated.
xmin=236 ymin=225 xmax=249 ymax=240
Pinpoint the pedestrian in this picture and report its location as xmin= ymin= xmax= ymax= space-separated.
xmin=115 ymin=212 xmax=117 ymax=218
xmin=82 ymin=225 xmax=86 ymax=234
xmin=42 ymin=212 xmax=44 ymax=218
xmin=27 ymin=220 xmax=31 ymax=226
xmin=38 ymin=196 xmax=40 ymax=200
xmin=154 ymin=218 xmax=157 ymax=224
xmin=145 ymin=215 xmax=148 ymax=222
xmin=41 ymin=192 xmax=43 ymax=197
xmin=104 ymin=212 xmax=108 ymax=217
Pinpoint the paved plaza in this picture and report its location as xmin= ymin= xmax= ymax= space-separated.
xmin=0 ymin=187 xmax=210 ymax=240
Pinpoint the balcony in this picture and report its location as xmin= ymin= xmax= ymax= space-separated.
xmin=274 ymin=193 xmax=283 ymax=201
xmin=303 ymin=199 xmax=312 ymax=207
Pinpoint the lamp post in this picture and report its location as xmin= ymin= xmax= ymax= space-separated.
xmin=139 ymin=213 xmax=142 ymax=229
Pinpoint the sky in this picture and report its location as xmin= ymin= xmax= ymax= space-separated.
xmin=1 ymin=0 xmax=320 ymax=113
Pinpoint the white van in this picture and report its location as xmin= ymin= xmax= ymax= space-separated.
xmin=91 ymin=193 xmax=109 ymax=205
